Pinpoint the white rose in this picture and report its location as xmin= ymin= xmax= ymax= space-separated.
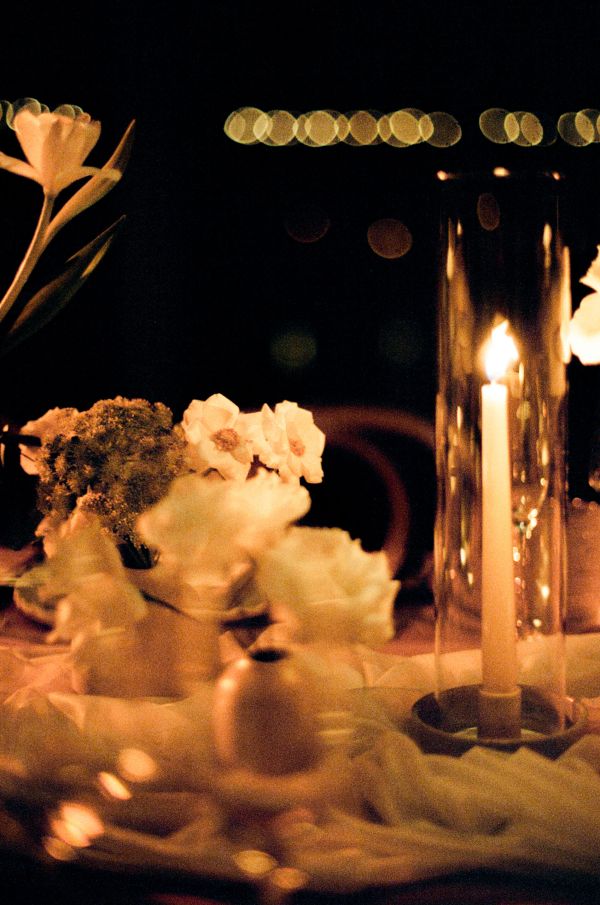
xmin=137 ymin=470 xmax=311 ymax=588
xmin=255 ymin=526 xmax=398 ymax=647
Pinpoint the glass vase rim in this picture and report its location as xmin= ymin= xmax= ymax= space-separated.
xmin=435 ymin=167 xmax=565 ymax=186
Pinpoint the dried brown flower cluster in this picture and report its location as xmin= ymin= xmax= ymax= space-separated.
xmin=34 ymin=397 xmax=187 ymax=554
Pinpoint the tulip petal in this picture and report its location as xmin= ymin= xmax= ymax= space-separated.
xmin=52 ymin=165 xmax=108 ymax=196
xmin=13 ymin=110 xmax=47 ymax=170
xmin=44 ymin=120 xmax=135 ymax=244
xmin=13 ymin=109 xmax=102 ymax=197
xmin=0 ymin=152 xmax=39 ymax=183
xmin=0 ymin=217 xmax=125 ymax=356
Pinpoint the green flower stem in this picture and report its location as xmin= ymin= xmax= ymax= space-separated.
xmin=0 ymin=192 xmax=55 ymax=327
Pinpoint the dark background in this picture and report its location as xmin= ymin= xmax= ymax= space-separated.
xmin=0 ymin=1 xmax=598 ymax=560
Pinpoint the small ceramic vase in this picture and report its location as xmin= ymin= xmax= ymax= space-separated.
xmin=212 ymin=646 xmax=324 ymax=776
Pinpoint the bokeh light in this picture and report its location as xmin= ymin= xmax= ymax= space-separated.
xmin=558 ymin=111 xmax=594 ymax=146
xmin=423 ymin=111 xmax=461 ymax=147
xmin=5 ymin=97 xmax=45 ymax=128
xmin=270 ymin=328 xmax=318 ymax=370
xmin=98 ymin=771 xmax=133 ymax=800
xmin=262 ymin=110 xmax=297 ymax=146
xmin=224 ymin=107 xmax=267 ymax=145
xmin=270 ymin=866 xmax=309 ymax=893
xmin=479 ymin=108 xmax=512 ymax=144
xmin=223 ymin=107 xmax=600 ymax=148
xmin=43 ymin=836 xmax=77 ymax=862
xmin=235 ymin=848 xmax=278 ymax=877
xmin=575 ymin=109 xmax=600 ymax=142
xmin=223 ymin=108 xmax=463 ymax=147
xmin=379 ymin=109 xmax=423 ymax=147
xmin=117 ymin=747 xmax=158 ymax=782
xmin=308 ymin=110 xmax=339 ymax=146
xmin=345 ymin=110 xmax=380 ymax=145
xmin=378 ymin=317 xmax=424 ymax=366
xmin=284 ymin=202 xmax=330 ymax=243
xmin=10 ymin=97 xmax=47 ymax=121
xmin=367 ymin=218 xmax=413 ymax=258
xmin=49 ymin=802 xmax=104 ymax=849
xmin=1 ymin=98 xmax=93 ymax=129
xmin=53 ymin=103 xmax=87 ymax=119
xmin=334 ymin=113 xmax=351 ymax=142
xmin=295 ymin=110 xmax=340 ymax=146
xmin=477 ymin=192 xmax=500 ymax=231
xmin=504 ymin=111 xmax=543 ymax=147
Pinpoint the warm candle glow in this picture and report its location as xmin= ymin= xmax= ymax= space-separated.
xmin=479 ymin=319 xmax=521 ymax=739
xmin=484 ymin=319 xmax=518 ymax=381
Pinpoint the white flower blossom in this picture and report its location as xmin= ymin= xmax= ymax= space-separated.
xmin=0 ymin=108 xmax=100 ymax=197
xmin=255 ymin=526 xmax=398 ymax=647
xmin=0 ymin=109 xmax=120 ymax=200
xmin=273 ymin=401 xmax=325 ymax=482
xmin=137 ymin=470 xmax=311 ymax=589
xmin=248 ymin=401 xmax=325 ymax=483
xmin=15 ymin=518 xmax=147 ymax=641
xmin=182 ymin=394 xmax=255 ymax=480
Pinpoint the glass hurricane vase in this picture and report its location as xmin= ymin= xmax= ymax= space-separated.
xmin=417 ymin=169 xmax=585 ymax=752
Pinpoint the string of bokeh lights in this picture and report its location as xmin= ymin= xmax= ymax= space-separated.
xmin=225 ymin=107 xmax=600 ymax=148
xmin=0 ymin=98 xmax=89 ymax=126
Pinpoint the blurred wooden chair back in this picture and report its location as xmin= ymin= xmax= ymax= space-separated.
xmin=308 ymin=406 xmax=435 ymax=581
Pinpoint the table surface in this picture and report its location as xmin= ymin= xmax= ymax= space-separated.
xmin=2 ymin=846 xmax=600 ymax=905
xmin=1 ymin=597 xmax=600 ymax=905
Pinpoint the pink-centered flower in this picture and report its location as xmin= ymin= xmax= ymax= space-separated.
xmin=0 ymin=109 xmax=118 ymax=199
xmin=182 ymin=394 xmax=254 ymax=480
xmin=258 ymin=401 xmax=325 ymax=484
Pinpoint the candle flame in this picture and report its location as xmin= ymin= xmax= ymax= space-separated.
xmin=484 ymin=320 xmax=518 ymax=381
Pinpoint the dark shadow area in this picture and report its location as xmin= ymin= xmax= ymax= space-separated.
xmin=0 ymin=1 xmax=596 ymax=568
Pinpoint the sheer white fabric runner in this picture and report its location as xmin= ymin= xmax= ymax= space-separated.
xmin=1 ymin=633 xmax=600 ymax=892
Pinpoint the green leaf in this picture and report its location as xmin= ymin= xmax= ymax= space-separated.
xmin=0 ymin=216 xmax=126 ymax=357
xmin=43 ymin=120 xmax=135 ymax=246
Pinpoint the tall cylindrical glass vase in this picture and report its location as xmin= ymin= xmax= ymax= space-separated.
xmin=422 ymin=170 xmax=582 ymax=751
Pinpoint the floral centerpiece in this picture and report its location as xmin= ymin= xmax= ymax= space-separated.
xmin=2 ymin=103 xmax=600 ymax=893
xmin=9 ymin=392 xmax=399 ymax=696
xmin=0 ymin=99 xmax=599 ymax=693
xmin=0 ymin=99 xmax=400 ymax=703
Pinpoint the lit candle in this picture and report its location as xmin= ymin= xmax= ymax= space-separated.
xmin=479 ymin=320 xmax=522 ymax=739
